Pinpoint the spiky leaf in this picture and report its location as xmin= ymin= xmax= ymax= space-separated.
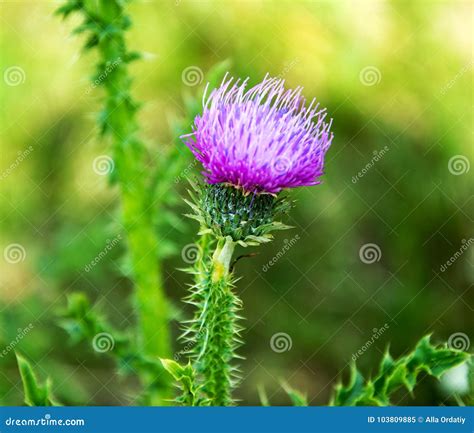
xmin=330 ymin=335 xmax=470 ymax=406
xmin=160 ymin=359 xmax=207 ymax=406
xmin=281 ymin=381 xmax=308 ymax=406
xmin=16 ymin=354 xmax=59 ymax=406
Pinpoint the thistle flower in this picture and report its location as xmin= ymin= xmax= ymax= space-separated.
xmin=182 ymin=74 xmax=334 ymax=194
xmin=178 ymin=75 xmax=334 ymax=406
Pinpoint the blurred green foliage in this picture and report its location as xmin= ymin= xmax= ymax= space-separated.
xmin=0 ymin=0 xmax=472 ymax=405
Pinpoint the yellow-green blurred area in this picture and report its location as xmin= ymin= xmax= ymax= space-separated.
xmin=0 ymin=0 xmax=472 ymax=405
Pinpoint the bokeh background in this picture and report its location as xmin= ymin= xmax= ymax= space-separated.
xmin=0 ymin=0 xmax=472 ymax=406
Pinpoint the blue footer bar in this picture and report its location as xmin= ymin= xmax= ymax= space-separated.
xmin=0 ymin=407 xmax=472 ymax=433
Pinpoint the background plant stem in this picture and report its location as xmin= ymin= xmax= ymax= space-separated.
xmin=66 ymin=0 xmax=172 ymax=403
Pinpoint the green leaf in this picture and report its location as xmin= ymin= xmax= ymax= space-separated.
xmin=281 ymin=381 xmax=308 ymax=406
xmin=330 ymin=335 xmax=471 ymax=406
xmin=55 ymin=0 xmax=81 ymax=18
xmin=16 ymin=354 xmax=59 ymax=406
xmin=124 ymin=51 xmax=142 ymax=63
xmin=83 ymin=34 xmax=99 ymax=51
xmin=404 ymin=335 xmax=469 ymax=388
xmin=160 ymin=359 xmax=207 ymax=406
xmin=331 ymin=363 xmax=366 ymax=406
xmin=161 ymin=359 xmax=185 ymax=381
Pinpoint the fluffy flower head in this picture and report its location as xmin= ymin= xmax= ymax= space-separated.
xmin=182 ymin=74 xmax=333 ymax=194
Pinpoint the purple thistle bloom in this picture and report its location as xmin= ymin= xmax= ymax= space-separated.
xmin=181 ymin=74 xmax=334 ymax=194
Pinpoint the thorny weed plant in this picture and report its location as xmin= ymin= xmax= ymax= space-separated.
xmin=14 ymin=0 xmax=471 ymax=407
xmin=53 ymin=0 xmax=182 ymax=405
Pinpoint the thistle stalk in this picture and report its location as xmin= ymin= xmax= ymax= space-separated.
xmin=198 ymin=236 xmax=240 ymax=405
xmin=181 ymin=233 xmax=242 ymax=405
xmin=180 ymin=183 xmax=291 ymax=405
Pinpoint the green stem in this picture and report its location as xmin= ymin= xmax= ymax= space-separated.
xmin=196 ymin=229 xmax=213 ymax=286
xmin=60 ymin=0 xmax=172 ymax=404
xmin=180 ymin=184 xmax=293 ymax=404
xmin=196 ymin=236 xmax=241 ymax=405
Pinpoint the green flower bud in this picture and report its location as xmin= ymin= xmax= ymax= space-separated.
xmin=187 ymin=182 xmax=291 ymax=245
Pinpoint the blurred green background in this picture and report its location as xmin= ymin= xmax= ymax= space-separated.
xmin=0 ymin=0 xmax=472 ymax=406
